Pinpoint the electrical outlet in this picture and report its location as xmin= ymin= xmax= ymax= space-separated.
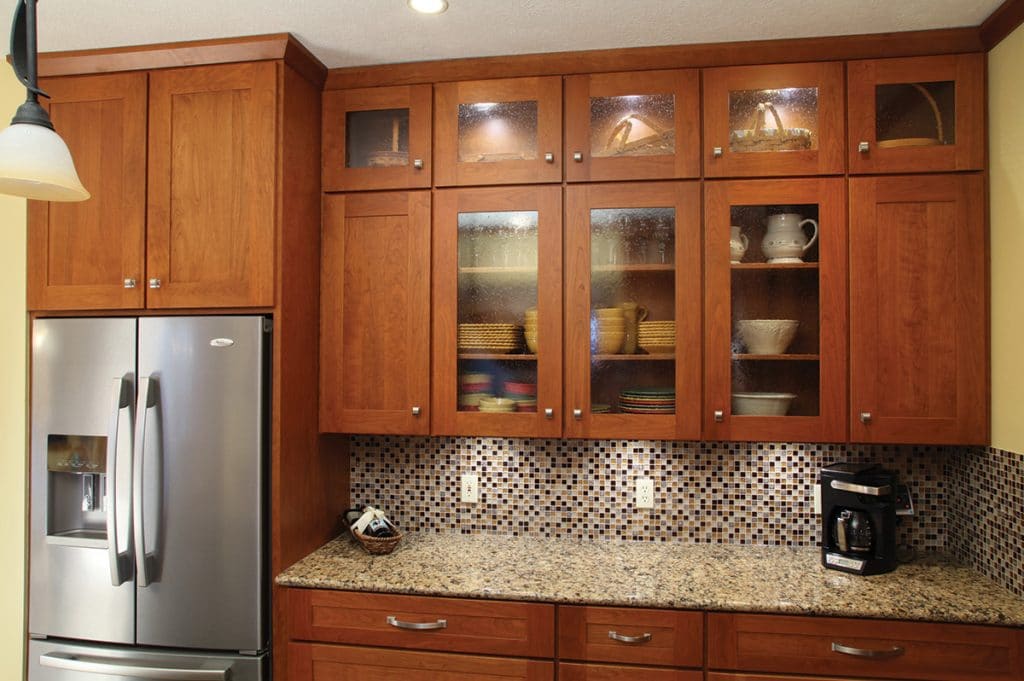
xmin=813 ymin=483 xmax=822 ymax=515
xmin=460 ymin=474 xmax=479 ymax=503
xmin=636 ymin=477 xmax=654 ymax=509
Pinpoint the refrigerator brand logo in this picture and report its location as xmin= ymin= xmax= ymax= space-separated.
xmin=209 ymin=338 xmax=236 ymax=348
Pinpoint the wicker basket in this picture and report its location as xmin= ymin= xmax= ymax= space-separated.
xmin=601 ymin=114 xmax=674 ymax=157
xmin=876 ymin=83 xmax=944 ymax=149
xmin=730 ymin=102 xmax=811 ymax=152
xmin=350 ymin=523 xmax=403 ymax=555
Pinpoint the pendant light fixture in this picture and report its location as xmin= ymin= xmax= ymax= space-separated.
xmin=0 ymin=0 xmax=88 ymax=201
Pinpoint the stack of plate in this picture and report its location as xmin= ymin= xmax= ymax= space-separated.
xmin=479 ymin=397 xmax=516 ymax=413
xmin=638 ymin=321 xmax=676 ymax=354
xmin=458 ymin=372 xmax=493 ymax=411
xmin=458 ymin=323 xmax=523 ymax=354
xmin=619 ymin=387 xmax=676 ymax=414
xmin=591 ymin=403 xmax=612 ymax=414
xmin=504 ymin=381 xmax=537 ymax=412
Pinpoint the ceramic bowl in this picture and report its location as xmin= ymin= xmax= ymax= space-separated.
xmin=478 ymin=397 xmax=516 ymax=412
xmin=594 ymin=308 xmax=625 ymax=318
xmin=732 ymin=392 xmax=797 ymax=416
xmin=595 ymin=332 xmax=625 ymax=354
xmin=736 ymin=319 xmax=799 ymax=355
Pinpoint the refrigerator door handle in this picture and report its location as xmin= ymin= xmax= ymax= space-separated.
xmin=132 ymin=376 xmax=159 ymax=587
xmin=40 ymin=652 xmax=230 ymax=680
xmin=106 ymin=376 xmax=134 ymax=587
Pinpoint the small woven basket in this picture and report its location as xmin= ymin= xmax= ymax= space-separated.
xmin=350 ymin=524 xmax=403 ymax=555
xmin=730 ymin=102 xmax=811 ymax=152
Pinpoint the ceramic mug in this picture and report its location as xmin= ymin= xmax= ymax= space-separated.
xmin=729 ymin=225 xmax=749 ymax=263
xmin=762 ymin=213 xmax=819 ymax=263
xmin=619 ymin=302 xmax=649 ymax=354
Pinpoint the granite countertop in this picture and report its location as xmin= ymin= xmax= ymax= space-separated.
xmin=276 ymin=532 xmax=1024 ymax=627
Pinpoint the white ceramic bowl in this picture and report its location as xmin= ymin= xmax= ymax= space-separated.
xmin=732 ymin=392 xmax=797 ymax=416
xmin=736 ymin=319 xmax=799 ymax=355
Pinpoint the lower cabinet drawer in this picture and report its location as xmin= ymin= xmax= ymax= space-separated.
xmin=558 ymin=605 xmax=703 ymax=667
xmin=708 ymin=675 xmax=874 ymax=681
xmin=561 ymin=662 xmax=702 ymax=680
xmin=708 ymin=613 xmax=1024 ymax=681
xmin=287 ymin=588 xmax=555 ymax=657
xmin=289 ymin=642 xmax=554 ymax=681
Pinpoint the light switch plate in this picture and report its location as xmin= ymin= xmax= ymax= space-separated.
xmin=460 ymin=474 xmax=479 ymax=503
xmin=636 ymin=477 xmax=654 ymax=509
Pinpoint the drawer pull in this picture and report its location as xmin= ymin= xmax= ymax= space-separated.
xmin=387 ymin=615 xmax=448 ymax=631
xmin=608 ymin=630 xmax=652 ymax=644
xmin=832 ymin=642 xmax=905 ymax=659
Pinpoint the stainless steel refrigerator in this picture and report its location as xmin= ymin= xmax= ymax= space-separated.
xmin=28 ymin=316 xmax=270 ymax=681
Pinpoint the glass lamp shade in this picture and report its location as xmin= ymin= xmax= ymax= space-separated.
xmin=0 ymin=122 xmax=90 ymax=201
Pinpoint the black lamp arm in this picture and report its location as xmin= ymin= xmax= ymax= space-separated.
xmin=10 ymin=0 xmax=50 ymax=100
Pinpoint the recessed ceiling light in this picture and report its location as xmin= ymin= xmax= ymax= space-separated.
xmin=408 ymin=0 xmax=448 ymax=14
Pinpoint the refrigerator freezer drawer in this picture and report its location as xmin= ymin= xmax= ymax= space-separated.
xmin=29 ymin=640 xmax=266 ymax=681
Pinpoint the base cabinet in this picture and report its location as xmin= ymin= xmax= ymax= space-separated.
xmin=560 ymin=663 xmax=702 ymax=681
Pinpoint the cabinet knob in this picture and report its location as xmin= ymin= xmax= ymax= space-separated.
xmin=713 ymin=410 xmax=724 ymax=423
xmin=858 ymin=141 xmax=870 ymax=153
xmin=712 ymin=146 xmax=723 ymax=158
xmin=413 ymin=158 xmax=424 ymax=169
xmin=544 ymin=152 xmax=555 ymax=163
xmin=148 ymin=278 xmax=161 ymax=289
xmin=573 ymin=408 xmax=583 ymax=420
xmin=544 ymin=408 xmax=554 ymax=419
xmin=411 ymin=406 xmax=421 ymax=416
xmin=860 ymin=412 xmax=872 ymax=424
xmin=123 ymin=278 xmax=137 ymax=289
xmin=572 ymin=152 xmax=583 ymax=162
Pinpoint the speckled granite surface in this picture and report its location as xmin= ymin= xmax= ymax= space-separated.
xmin=276 ymin=532 xmax=1024 ymax=627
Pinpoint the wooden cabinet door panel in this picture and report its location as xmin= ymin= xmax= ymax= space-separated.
xmin=849 ymin=174 xmax=987 ymax=444
xmin=320 ymin=192 xmax=431 ymax=434
xmin=28 ymin=73 xmax=146 ymax=310
xmin=708 ymin=675 xmax=873 ymax=681
xmin=561 ymin=663 xmax=702 ymax=681
xmin=558 ymin=605 xmax=703 ymax=667
xmin=289 ymin=643 xmax=554 ymax=681
xmin=147 ymin=61 xmax=277 ymax=308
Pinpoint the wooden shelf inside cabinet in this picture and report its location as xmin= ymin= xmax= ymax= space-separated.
xmin=592 ymin=264 xmax=675 ymax=273
xmin=594 ymin=354 xmax=675 ymax=361
xmin=733 ymin=353 xmax=820 ymax=361
xmin=458 ymin=353 xmax=537 ymax=361
xmin=459 ymin=266 xmax=538 ymax=275
xmin=731 ymin=262 xmax=819 ymax=270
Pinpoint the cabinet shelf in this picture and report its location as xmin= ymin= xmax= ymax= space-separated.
xmin=592 ymin=264 xmax=675 ymax=273
xmin=458 ymin=353 xmax=537 ymax=361
xmin=732 ymin=353 xmax=820 ymax=361
xmin=593 ymin=353 xmax=675 ymax=361
xmin=458 ymin=266 xmax=538 ymax=275
xmin=731 ymin=262 xmax=819 ymax=270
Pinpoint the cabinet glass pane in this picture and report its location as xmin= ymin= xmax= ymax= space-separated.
xmin=457 ymin=211 xmax=538 ymax=413
xmin=345 ymin=108 xmax=410 ymax=168
xmin=590 ymin=94 xmax=675 ymax=158
xmin=729 ymin=204 xmax=821 ymax=417
xmin=589 ymin=208 xmax=676 ymax=414
xmin=875 ymin=81 xmax=955 ymax=148
xmin=729 ymin=88 xmax=818 ymax=153
xmin=458 ymin=101 xmax=538 ymax=163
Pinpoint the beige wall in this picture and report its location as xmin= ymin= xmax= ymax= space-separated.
xmin=990 ymin=23 xmax=1024 ymax=454
xmin=0 ymin=63 xmax=27 ymax=679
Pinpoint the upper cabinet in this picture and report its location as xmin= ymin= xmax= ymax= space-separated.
xmin=434 ymin=77 xmax=562 ymax=187
xmin=848 ymin=54 xmax=985 ymax=174
xmin=322 ymin=85 xmax=432 ymax=191
xmin=703 ymin=62 xmax=845 ymax=178
xmin=564 ymin=70 xmax=700 ymax=182
xmin=28 ymin=73 xmax=147 ymax=311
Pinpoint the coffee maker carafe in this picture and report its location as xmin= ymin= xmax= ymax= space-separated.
xmin=820 ymin=462 xmax=897 ymax=575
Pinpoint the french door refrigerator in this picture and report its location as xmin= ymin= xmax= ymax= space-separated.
xmin=28 ymin=316 xmax=270 ymax=681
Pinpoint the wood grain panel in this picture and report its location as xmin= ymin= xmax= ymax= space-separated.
xmin=147 ymin=61 xmax=277 ymax=308
xmin=558 ymin=605 xmax=703 ymax=667
xmin=560 ymin=663 xmax=701 ymax=681
xmin=849 ymin=174 xmax=988 ymax=444
xmin=980 ymin=0 xmax=1024 ymax=49
xmin=708 ymin=675 xmax=876 ymax=681
xmin=288 ymin=589 xmax=554 ymax=658
xmin=28 ymin=72 xmax=146 ymax=311
xmin=320 ymin=191 xmax=431 ymax=434
xmin=707 ymin=613 xmax=1023 ymax=681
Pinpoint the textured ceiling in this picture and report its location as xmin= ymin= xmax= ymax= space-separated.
xmin=34 ymin=0 xmax=1002 ymax=70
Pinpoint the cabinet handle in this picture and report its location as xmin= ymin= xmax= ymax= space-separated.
xmin=387 ymin=616 xmax=447 ymax=631
xmin=712 ymin=146 xmax=723 ymax=158
xmin=608 ymin=630 xmax=652 ymax=644
xmin=858 ymin=141 xmax=870 ymax=153
xmin=572 ymin=151 xmax=583 ymax=162
xmin=831 ymin=642 xmax=905 ymax=659
xmin=573 ymin=408 xmax=583 ymax=420
xmin=411 ymin=406 xmax=421 ymax=416
xmin=713 ymin=410 xmax=724 ymax=422
xmin=544 ymin=152 xmax=555 ymax=163
xmin=123 ymin=278 xmax=137 ymax=289
xmin=544 ymin=408 xmax=554 ymax=419
xmin=148 ymin=278 xmax=161 ymax=289
xmin=413 ymin=158 xmax=424 ymax=169
xmin=860 ymin=412 xmax=872 ymax=424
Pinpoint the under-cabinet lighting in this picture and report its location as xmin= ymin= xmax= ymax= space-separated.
xmin=408 ymin=0 xmax=448 ymax=14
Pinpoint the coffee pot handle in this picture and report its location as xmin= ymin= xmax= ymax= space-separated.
xmin=800 ymin=219 xmax=819 ymax=253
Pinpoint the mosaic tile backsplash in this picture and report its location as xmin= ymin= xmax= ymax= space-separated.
xmin=350 ymin=437 xmax=953 ymax=552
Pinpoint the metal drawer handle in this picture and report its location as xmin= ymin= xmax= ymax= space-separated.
xmin=608 ymin=630 xmax=652 ymax=644
xmin=831 ymin=642 xmax=905 ymax=659
xmin=387 ymin=615 xmax=448 ymax=631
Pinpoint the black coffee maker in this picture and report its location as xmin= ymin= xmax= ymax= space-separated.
xmin=820 ymin=462 xmax=897 ymax=575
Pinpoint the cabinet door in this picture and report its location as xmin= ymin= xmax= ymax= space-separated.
xmin=704 ymin=62 xmax=844 ymax=177
xmin=850 ymin=174 xmax=987 ymax=444
xmin=432 ymin=186 xmax=562 ymax=437
xmin=321 ymin=192 xmax=431 ymax=435
xmin=323 ymin=85 xmax=432 ymax=191
xmin=565 ymin=70 xmax=700 ymax=182
xmin=28 ymin=73 xmax=146 ymax=310
xmin=564 ymin=182 xmax=701 ymax=440
xmin=147 ymin=62 xmax=277 ymax=308
xmin=434 ymin=77 xmax=562 ymax=186
xmin=848 ymin=54 xmax=984 ymax=174
xmin=705 ymin=179 xmax=847 ymax=442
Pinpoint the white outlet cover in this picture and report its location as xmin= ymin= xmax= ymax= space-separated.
xmin=461 ymin=473 xmax=479 ymax=504
xmin=636 ymin=477 xmax=654 ymax=509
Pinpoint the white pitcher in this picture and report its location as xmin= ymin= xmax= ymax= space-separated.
xmin=729 ymin=225 xmax=749 ymax=263
xmin=762 ymin=213 xmax=818 ymax=263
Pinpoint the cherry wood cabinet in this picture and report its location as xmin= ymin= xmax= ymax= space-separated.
xmin=320 ymin=192 xmax=431 ymax=435
xmin=564 ymin=69 xmax=700 ymax=182
xmin=703 ymin=62 xmax=845 ymax=178
xmin=561 ymin=664 xmax=702 ymax=681
xmin=849 ymin=174 xmax=987 ymax=445
xmin=322 ymin=84 xmax=432 ymax=191
xmin=558 ymin=605 xmax=703 ymax=668
xmin=564 ymin=182 xmax=702 ymax=440
xmin=28 ymin=72 xmax=147 ymax=311
xmin=848 ymin=54 xmax=985 ymax=174
xmin=704 ymin=178 xmax=847 ymax=442
xmin=434 ymin=77 xmax=562 ymax=186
